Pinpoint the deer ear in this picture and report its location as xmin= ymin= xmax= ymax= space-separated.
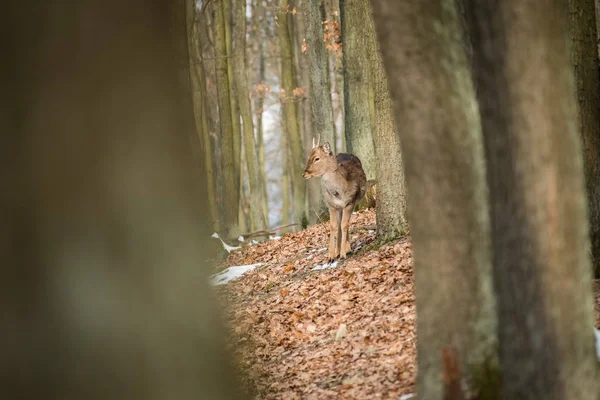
xmin=323 ymin=142 xmax=332 ymax=155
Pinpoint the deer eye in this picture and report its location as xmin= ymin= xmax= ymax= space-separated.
xmin=314 ymin=157 xmax=320 ymax=162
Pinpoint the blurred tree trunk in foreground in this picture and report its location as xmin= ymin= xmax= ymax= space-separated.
xmin=469 ymin=0 xmax=598 ymax=398
xmin=370 ymin=1 xmax=498 ymax=399
xmin=1 ymin=0 xmax=246 ymax=398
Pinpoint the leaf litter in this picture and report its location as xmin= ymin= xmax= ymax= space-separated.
xmin=213 ymin=209 xmax=600 ymax=399
xmin=214 ymin=209 xmax=416 ymax=399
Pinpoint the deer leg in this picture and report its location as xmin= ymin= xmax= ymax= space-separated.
xmin=336 ymin=209 xmax=342 ymax=259
xmin=339 ymin=204 xmax=354 ymax=259
xmin=328 ymin=206 xmax=340 ymax=262
xmin=343 ymin=204 xmax=354 ymax=255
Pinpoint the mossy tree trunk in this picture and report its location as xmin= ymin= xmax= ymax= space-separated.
xmin=469 ymin=0 xmax=598 ymax=397
xmin=370 ymin=1 xmax=498 ymax=398
xmin=365 ymin=4 xmax=408 ymax=241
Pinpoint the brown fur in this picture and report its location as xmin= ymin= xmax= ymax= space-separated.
xmin=303 ymin=141 xmax=367 ymax=260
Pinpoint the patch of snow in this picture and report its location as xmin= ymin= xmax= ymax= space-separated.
xmin=352 ymin=211 xmax=357 ymax=215
xmin=594 ymin=327 xmax=600 ymax=360
xmin=368 ymin=230 xmax=375 ymax=234
xmin=306 ymin=254 xmax=314 ymax=260
xmin=238 ymin=236 xmax=245 ymax=242
xmin=251 ymin=240 xmax=259 ymax=245
xmin=269 ymin=235 xmax=282 ymax=241
xmin=211 ymin=232 xmax=241 ymax=253
xmin=210 ymin=263 xmax=263 ymax=286
xmin=312 ymin=261 xmax=338 ymax=271
xmin=399 ymin=394 xmax=415 ymax=400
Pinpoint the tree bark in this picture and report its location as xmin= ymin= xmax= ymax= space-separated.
xmin=278 ymin=0 xmax=307 ymax=227
xmin=340 ymin=0 xmax=376 ymax=179
xmin=232 ymin=0 xmax=268 ymax=232
xmin=303 ymin=0 xmax=338 ymax=222
xmin=469 ymin=0 xmax=598 ymax=398
xmin=2 ymin=0 xmax=246 ymax=398
xmin=224 ymin=0 xmax=242 ymax=211
xmin=186 ymin=0 xmax=220 ymax=232
xmin=566 ymin=0 xmax=600 ymax=278
xmin=215 ymin=0 xmax=240 ymax=238
xmin=370 ymin=1 xmax=498 ymax=399
xmin=365 ymin=4 xmax=408 ymax=241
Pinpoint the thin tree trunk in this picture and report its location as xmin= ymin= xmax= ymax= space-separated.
xmin=566 ymin=0 xmax=600 ymax=278
xmin=281 ymin=130 xmax=291 ymax=226
xmin=256 ymin=47 xmax=270 ymax=222
xmin=215 ymin=0 xmax=240 ymax=238
xmin=469 ymin=0 xmax=598 ymax=398
xmin=370 ymin=1 xmax=498 ymax=399
xmin=233 ymin=0 xmax=268 ymax=232
xmin=365 ymin=5 xmax=408 ymax=241
xmin=278 ymin=0 xmax=307 ymax=227
xmin=340 ymin=0 xmax=376 ymax=179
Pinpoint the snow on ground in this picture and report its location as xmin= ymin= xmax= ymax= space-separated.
xmin=210 ymin=263 xmax=263 ymax=286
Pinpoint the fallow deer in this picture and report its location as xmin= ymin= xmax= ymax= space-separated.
xmin=303 ymin=135 xmax=367 ymax=261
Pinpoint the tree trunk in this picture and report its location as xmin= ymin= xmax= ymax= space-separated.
xmin=186 ymin=0 xmax=220 ymax=232
xmin=215 ymin=0 xmax=240 ymax=238
xmin=340 ymin=0 xmax=376 ymax=179
xmin=224 ymin=0 xmax=242 ymax=213
xmin=233 ymin=0 xmax=268 ymax=232
xmin=469 ymin=0 xmax=598 ymax=398
xmin=303 ymin=0 xmax=338 ymax=222
xmin=365 ymin=5 xmax=408 ymax=241
xmin=256 ymin=47 xmax=270 ymax=222
xmin=566 ymin=0 xmax=600 ymax=278
xmin=370 ymin=1 xmax=498 ymax=399
xmin=278 ymin=0 xmax=307 ymax=227
xmin=2 ymin=0 xmax=246 ymax=398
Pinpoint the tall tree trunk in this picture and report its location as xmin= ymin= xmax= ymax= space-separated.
xmin=567 ymin=0 xmax=600 ymax=278
xmin=215 ymin=0 xmax=240 ymax=238
xmin=233 ymin=0 xmax=268 ymax=232
xmin=469 ymin=0 xmax=598 ymax=398
xmin=256 ymin=47 xmax=270 ymax=222
xmin=186 ymin=0 xmax=220 ymax=231
xmin=224 ymin=0 xmax=242 ymax=212
xmin=278 ymin=0 xmax=307 ymax=228
xmin=365 ymin=5 xmax=408 ymax=241
xmin=303 ymin=0 xmax=338 ymax=222
xmin=304 ymin=0 xmax=336 ymax=149
xmin=340 ymin=0 xmax=376 ymax=179
xmin=281 ymin=131 xmax=291 ymax=226
xmin=2 ymin=0 xmax=246 ymax=398
xmin=370 ymin=1 xmax=498 ymax=399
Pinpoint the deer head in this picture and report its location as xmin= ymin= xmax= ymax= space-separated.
xmin=303 ymin=135 xmax=335 ymax=179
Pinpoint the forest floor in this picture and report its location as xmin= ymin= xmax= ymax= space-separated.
xmin=213 ymin=209 xmax=600 ymax=400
